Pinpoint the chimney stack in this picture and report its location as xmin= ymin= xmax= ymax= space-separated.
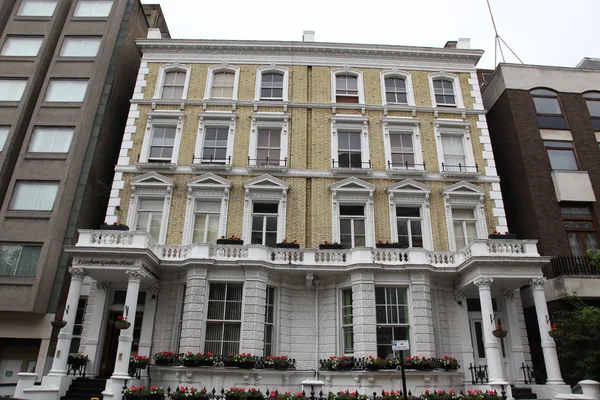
xmin=303 ymin=30 xmax=315 ymax=42
xmin=457 ymin=38 xmax=471 ymax=49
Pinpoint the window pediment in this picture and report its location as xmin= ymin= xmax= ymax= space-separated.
xmin=387 ymin=179 xmax=431 ymax=201
xmin=131 ymin=172 xmax=174 ymax=193
xmin=330 ymin=177 xmax=375 ymax=194
xmin=187 ymin=173 xmax=231 ymax=193
xmin=441 ymin=181 xmax=485 ymax=205
xmin=243 ymin=174 xmax=290 ymax=192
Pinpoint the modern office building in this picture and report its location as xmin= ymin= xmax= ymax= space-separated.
xmin=15 ymin=33 xmax=572 ymax=400
xmin=0 ymin=0 xmax=169 ymax=390
xmin=481 ymin=62 xmax=600 ymax=385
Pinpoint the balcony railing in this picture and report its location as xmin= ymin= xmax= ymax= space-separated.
xmin=247 ymin=157 xmax=287 ymax=167
xmin=75 ymin=230 xmax=540 ymax=268
xmin=387 ymin=160 xmax=426 ymax=170
xmin=193 ymin=155 xmax=232 ymax=165
xmin=551 ymin=255 xmax=598 ymax=277
xmin=441 ymin=163 xmax=479 ymax=173
xmin=332 ymin=159 xmax=371 ymax=169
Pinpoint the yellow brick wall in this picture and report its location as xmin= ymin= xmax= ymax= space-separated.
xmin=122 ymin=61 xmax=498 ymax=249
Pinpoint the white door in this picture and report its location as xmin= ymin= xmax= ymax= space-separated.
xmin=469 ymin=316 xmax=512 ymax=382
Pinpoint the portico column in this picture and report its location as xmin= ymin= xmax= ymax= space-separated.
xmin=137 ymin=285 xmax=159 ymax=378
xmin=530 ymin=278 xmax=565 ymax=385
xmin=455 ymin=290 xmax=475 ymax=384
xmin=240 ymin=269 xmax=268 ymax=355
xmin=474 ymin=277 xmax=505 ymax=384
xmin=111 ymin=269 xmax=144 ymax=379
xmin=83 ymin=282 xmax=109 ymax=377
xmin=49 ymin=267 xmax=87 ymax=376
xmin=502 ymin=288 xmax=526 ymax=384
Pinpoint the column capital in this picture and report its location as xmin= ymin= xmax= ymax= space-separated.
xmin=95 ymin=282 xmax=109 ymax=293
xmin=474 ymin=277 xmax=493 ymax=289
xmin=147 ymin=285 xmax=160 ymax=297
xmin=68 ymin=267 xmax=86 ymax=281
xmin=125 ymin=269 xmax=146 ymax=282
xmin=501 ymin=288 xmax=515 ymax=301
xmin=530 ymin=277 xmax=547 ymax=289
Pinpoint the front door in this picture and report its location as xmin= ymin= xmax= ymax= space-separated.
xmin=99 ymin=311 xmax=143 ymax=378
xmin=469 ymin=315 xmax=512 ymax=382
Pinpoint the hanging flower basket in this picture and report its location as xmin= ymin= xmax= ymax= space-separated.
xmin=114 ymin=316 xmax=131 ymax=330
xmin=548 ymin=324 xmax=564 ymax=338
xmin=492 ymin=329 xmax=508 ymax=338
xmin=51 ymin=319 xmax=67 ymax=329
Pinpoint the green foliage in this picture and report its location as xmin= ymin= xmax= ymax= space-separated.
xmin=588 ymin=249 xmax=600 ymax=272
xmin=554 ymin=295 xmax=600 ymax=383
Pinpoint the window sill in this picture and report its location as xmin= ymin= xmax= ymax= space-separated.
xmin=386 ymin=168 xmax=427 ymax=177
xmin=23 ymin=153 xmax=69 ymax=160
xmin=136 ymin=162 xmax=177 ymax=171
xmin=191 ymin=163 xmax=231 ymax=172
xmin=0 ymin=56 xmax=38 ymax=62
xmin=41 ymin=102 xmax=84 ymax=108
xmin=440 ymin=170 xmax=480 ymax=178
xmin=247 ymin=164 xmax=288 ymax=173
xmin=55 ymin=57 xmax=97 ymax=63
xmin=13 ymin=16 xmax=53 ymax=21
xmin=5 ymin=211 xmax=53 ymax=219
xmin=0 ymin=102 xmax=22 ymax=108
xmin=71 ymin=17 xmax=109 ymax=22
xmin=0 ymin=276 xmax=36 ymax=285
xmin=331 ymin=167 xmax=372 ymax=176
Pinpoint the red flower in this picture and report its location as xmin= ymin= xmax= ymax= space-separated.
xmin=497 ymin=324 xmax=503 ymax=329
xmin=425 ymin=390 xmax=430 ymax=394
xmin=551 ymin=323 xmax=557 ymax=329
xmin=324 ymin=240 xmax=328 ymax=244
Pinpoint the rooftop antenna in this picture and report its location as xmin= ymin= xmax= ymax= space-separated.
xmin=486 ymin=0 xmax=524 ymax=66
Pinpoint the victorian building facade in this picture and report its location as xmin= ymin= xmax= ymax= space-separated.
xmin=16 ymin=33 xmax=570 ymax=400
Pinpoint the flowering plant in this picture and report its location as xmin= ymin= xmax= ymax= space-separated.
xmin=420 ymin=390 xmax=460 ymax=400
xmin=68 ymin=353 xmax=87 ymax=361
xmin=129 ymin=355 xmax=150 ymax=365
xmin=221 ymin=234 xmax=242 ymax=241
xmin=171 ymin=386 xmax=208 ymax=400
xmin=279 ymin=238 xmax=298 ymax=244
xmin=405 ymin=356 xmax=436 ymax=370
xmin=327 ymin=391 xmax=369 ymax=400
xmin=225 ymin=387 xmax=263 ymax=399
xmin=123 ymin=385 xmax=148 ymax=397
xmin=153 ymin=351 xmax=175 ymax=363
xmin=149 ymin=386 xmax=165 ymax=395
xmin=548 ymin=323 xmax=564 ymax=338
xmin=268 ymin=391 xmax=305 ymax=400
xmin=494 ymin=324 xmax=505 ymax=332
xmin=117 ymin=315 xmax=127 ymax=321
xmin=264 ymin=355 xmax=294 ymax=369
xmin=183 ymin=351 xmax=213 ymax=361
xmin=464 ymin=390 xmax=502 ymax=399
xmin=324 ymin=355 xmax=354 ymax=371
xmin=437 ymin=355 xmax=459 ymax=370
xmin=363 ymin=355 xmax=384 ymax=370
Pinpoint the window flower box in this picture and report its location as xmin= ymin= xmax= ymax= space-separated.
xmin=376 ymin=242 xmax=404 ymax=248
xmin=101 ymin=223 xmax=129 ymax=231
xmin=488 ymin=232 xmax=516 ymax=240
xmin=276 ymin=242 xmax=300 ymax=249
xmin=319 ymin=242 xmax=344 ymax=250
xmin=217 ymin=235 xmax=243 ymax=245
xmin=153 ymin=351 xmax=175 ymax=366
xmin=67 ymin=353 xmax=87 ymax=366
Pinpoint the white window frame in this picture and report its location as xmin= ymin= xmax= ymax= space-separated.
xmin=330 ymin=177 xmax=376 ymax=247
xmin=433 ymin=119 xmax=477 ymax=175
xmin=340 ymin=287 xmax=354 ymax=356
xmin=441 ymin=181 xmax=488 ymax=251
xmin=0 ymin=79 xmax=27 ymax=102
xmin=241 ymin=174 xmax=290 ymax=244
xmin=331 ymin=114 xmax=370 ymax=171
xmin=126 ymin=172 xmax=174 ymax=245
xmin=1 ymin=36 xmax=43 ymax=57
xmin=153 ymin=63 xmax=192 ymax=101
xmin=386 ymin=179 xmax=433 ymax=250
xmin=331 ymin=68 xmax=365 ymax=104
xmin=193 ymin=112 xmax=236 ymax=167
xmin=264 ymin=286 xmax=276 ymax=357
xmin=248 ymin=113 xmax=289 ymax=169
xmin=254 ymin=66 xmax=289 ymax=102
xmin=380 ymin=71 xmax=415 ymax=106
xmin=60 ymin=36 xmax=102 ymax=57
xmin=139 ymin=111 xmax=184 ymax=164
xmin=382 ymin=117 xmax=424 ymax=173
xmin=375 ymin=286 xmax=411 ymax=358
xmin=182 ymin=173 xmax=232 ymax=245
xmin=204 ymin=65 xmax=240 ymax=101
xmin=203 ymin=282 xmax=244 ymax=355
xmin=428 ymin=73 xmax=464 ymax=108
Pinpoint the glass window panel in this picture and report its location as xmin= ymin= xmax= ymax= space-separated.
xmin=531 ymin=89 xmax=556 ymax=96
xmin=17 ymin=0 xmax=57 ymax=16
xmin=0 ymin=244 xmax=41 ymax=277
xmin=1 ymin=36 xmax=43 ymax=56
xmin=561 ymin=207 xmax=592 ymax=218
xmin=585 ymin=100 xmax=600 ymax=117
xmin=60 ymin=37 xmax=101 ymax=57
xmin=474 ymin=321 xmax=485 ymax=358
xmin=45 ymin=80 xmax=88 ymax=102
xmin=11 ymin=181 xmax=58 ymax=211
xmin=452 ymin=208 xmax=475 ymax=219
xmin=193 ymin=214 xmax=207 ymax=242
xmin=73 ymin=0 xmax=113 ymax=17
xmin=0 ymin=80 xmax=27 ymax=101
xmin=537 ymin=115 xmax=568 ymax=130
xmin=546 ymin=149 xmax=578 ymax=170
xmin=29 ymin=127 xmax=74 ymax=153
xmin=0 ymin=127 xmax=8 ymax=151
xmin=533 ymin=97 xmax=562 ymax=115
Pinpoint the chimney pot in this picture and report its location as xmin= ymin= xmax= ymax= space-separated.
xmin=457 ymin=38 xmax=471 ymax=49
xmin=303 ymin=30 xmax=315 ymax=42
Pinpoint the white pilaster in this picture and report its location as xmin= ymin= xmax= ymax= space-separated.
xmin=137 ymin=285 xmax=159 ymax=377
xmin=179 ymin=267 xmax=208 ymax=353
xmin=83 ymin=282 xmax=109 ymax=377
xmin=110 ymin=270 xmax=144 ymax=379
xmin=411 ymin=273 xmax=435 ymax=357
xmin=502 ymin=288 xmax=526 ymax=384
xmin=240 ymin=269 xmax=268 ymax=355
xmin=474 ymin=277 xmax=506 ymax=385
xmin=350 ymin=272 xmax=376 ymax=358
xmin=49 ymin=267 xmax=87 ymax=376
xmin=530 ymin=278 xmax=565 ymax=385
xmin=455 ymin=290 xmax=474 ymax=384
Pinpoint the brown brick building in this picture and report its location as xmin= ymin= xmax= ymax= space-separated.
xmin=481 ymin=63 xmax=600 ymax=383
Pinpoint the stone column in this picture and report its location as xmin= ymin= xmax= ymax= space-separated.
xmin=350 ymin=272 xmax=376 ymax=358
xmin=48 ymin=267 xmax=86 ymax=376
xmin=83 ymin=282 xmax=109 ymax=377
xmin=455 ymin=290 xmax=475 ymax=384
xmin=411 ymin=273 xmax=435 ymax=357
xmin=179 ymin=267 xmax=208 ymax=353
xmin=137 ymin=285 xmax=159 ymax=378
xmin=110 ymin=270 xmax=144 ymax=379
xmin=502 ymin=288 xmax=526 ymax=384
xmin=530 ymin=278 xmax=565 ymax=385
xmin=240 ymin=269 xmax=268 ymax=356
xmin=474 ymin=277 xmax=505 ymax=384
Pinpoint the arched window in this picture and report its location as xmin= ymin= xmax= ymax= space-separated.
xmin=428 ymin=73 xmax=463 ymax=108
xmin=531 ymin=88 xmax=567 ymax=129
xmin=211 ymin=72 xmax=235 ymax=99
xmin=153 ymin=64 xmax=191 ymax=101
xmin=583 ymin=92 xmax=600 ymax=130
xmin=381 ymin=71 xmax=414 ymax=106
xmin=254 ymin=66 xmax=289 ymax=102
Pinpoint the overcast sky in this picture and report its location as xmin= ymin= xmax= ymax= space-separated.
xmin=141 ymin=0 xmax=600 ymax=69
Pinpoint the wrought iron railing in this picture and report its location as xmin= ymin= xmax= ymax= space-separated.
xmin=193 ymin=155 xmax=232 ymax=165
xmin=468 ymin=363 xmax=488 ymax=384
xmin=441 ymin=163 xmax=479 ymax=173
xmin=520 ymin=363 xmax=533 ymax=385
xmin=551 ymin=255 xmax=597 ymax=277
xmin=248 ymin=157 xmax=288 ymax=167
xmin=387 ymin=161 xmax=426 ymax=170
xmin=332 ymin=159 xmax=372 ymax=169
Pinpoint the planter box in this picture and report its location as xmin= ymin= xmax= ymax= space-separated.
xmin=216 ymin=239 xmax=244 ymax=245
xmin=488 ymin=233 xmax=517 ymax=240
xmin=319 ymin=244 xmax=343 ymax=250
xmin=376 ymin=243 xmax=404 ymax=248
xmin=100 ymin=224 xmax=130 ymax=231
xmin=154 ymin=358 xmax=175 ymax=366
xmin=276 ymin=243 xmax=300 ymax=249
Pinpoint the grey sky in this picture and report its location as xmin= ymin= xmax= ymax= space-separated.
xmin=141 ymin=0 xmax=599 ymax=69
